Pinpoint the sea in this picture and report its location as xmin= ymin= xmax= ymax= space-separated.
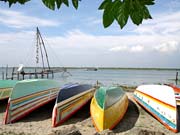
xmin=0 ymin=67 xmax=180 ymax=87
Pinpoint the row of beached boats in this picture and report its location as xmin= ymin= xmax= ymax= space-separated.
xmin=0 ymin=79 xmax=180 ymax=133
xmin=0 ymin=79 xmax=129 ymax=132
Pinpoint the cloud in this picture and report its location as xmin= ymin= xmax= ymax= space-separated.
xmin=0 ymin=28 xmax=180 ymax=67
xmin=0 ymin=8 xmax=59 ymax=28
xmin=134 ymin=11 xmax=180 ymax=35
xmin=131 ymin=45 xmax=144 ymax=52
xmin=109 ymin=45 xmax=144 ymax=53
xmin=109 ymin=46 xmax=128 ymax=52
xmin=153 ymin=41 xmax=180 ymax=53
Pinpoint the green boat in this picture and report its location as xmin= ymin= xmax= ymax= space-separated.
xmin=4 ymin=79 xmax=61 ymax=124
xmin=90 ymin=86 xmax=129 ymax=132
xmin=0 ymin=80 xmax=18 ymax=100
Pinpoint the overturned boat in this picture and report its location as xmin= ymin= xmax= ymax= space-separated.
xmin=52 ymin=84 xmax=95 ymax=127
xmin=134 ymin=85 xmax=178 ymax=133
xmin=90 ymin=87 xmax=129 ymax=132
xmin=0 ymin=80 xmax=18 ymax=100
xmin=4 ymin=79 xmax=61 ymax=124
xmin=166 ymin=84 xmax=180 ymax=106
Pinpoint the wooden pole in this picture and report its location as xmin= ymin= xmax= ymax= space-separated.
xmin=11 ymin=67 xmax=15 ymax=80
xmin=5 ymin=65 xmax=8 ymax=80
xmin=2 ymin=66 xmax=4 ymax=80
xmin=52 ymin=71 xmax=54 ymax=79
xmin=47 ymin=72 xmax=49 ymax=78
xmin=176 ymin=72 xmax=178 ymax=81
xmin=17 ymin=72 xmax=19 ymax=80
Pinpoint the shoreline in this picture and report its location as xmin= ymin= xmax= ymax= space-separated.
xmin=0 ymin=89 xmax=176 ymax=135
xmin=1 ymin=67 xmax=180 ymax=71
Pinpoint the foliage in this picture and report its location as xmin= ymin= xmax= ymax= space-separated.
xmin=1 ymin=0 xmax=30 ymax=6
xmin=1 ymin=0 xmax=155 ymax=29
xmin=99 ymin=0 xmax=154 ymax=28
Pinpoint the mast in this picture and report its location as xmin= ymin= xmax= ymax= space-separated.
xmin=36 ymin=27 xmax=45 ymax=71
xmin=36 ymin=27 xmax=51 ymax=70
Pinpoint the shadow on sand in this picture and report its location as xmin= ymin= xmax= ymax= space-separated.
xmin=60 ymin=101 xmax=91 ymax=125
xmin=20 ymin=100 xmax=56 ymax=122
xmin=20 ymin=100 xmax=91 ymax=124
xmin=113 ymin=99 xmax=139 ymax=133
xmin=0 ymin=99 xmax=8 ymax=113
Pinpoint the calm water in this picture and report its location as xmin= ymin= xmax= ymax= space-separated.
xmin=0 ymin=67 xmax=179 ymax=87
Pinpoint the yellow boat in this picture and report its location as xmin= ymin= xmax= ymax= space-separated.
xmin=90 ymin=86 xmax=129 ymax=132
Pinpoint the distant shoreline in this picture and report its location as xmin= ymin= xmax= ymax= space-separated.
xmin=2 ymin=67 xmax=180 ymax=71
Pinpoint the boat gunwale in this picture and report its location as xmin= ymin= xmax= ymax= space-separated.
xmin=133 ymin=95 xmax=178 ymax=133
xmin=52 ymin=93 xmax=93 ymax=127
xmin=4 ymin=96 xmax=56 ymax=124
xmin=56 ymin=88 xmax=95 ymax=108
xmin=135 ymin=89 xmax=175 ymax=109
xmin=95 ymin=87 xmax=125 ymax=110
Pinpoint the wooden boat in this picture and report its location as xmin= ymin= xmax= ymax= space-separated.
xmin=90 ymin=86 xmax=129 ymax=132
xmin=0 ymin=80 xmax=18 ymax=100
xmin=86 ymin=67 xmax=98 ymax=71
xmin=4 ymin=79 xmax=61 ymax=124
xmin=166 ymin=84 xmax=180 ymax=105
xmin=134 ymin=85 xmax=178 ymax=133
xmin=52 ymin=84 xmax=95 ymax=127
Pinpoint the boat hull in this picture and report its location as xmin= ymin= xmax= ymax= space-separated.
xmin=90 ymin=87 xmax=129 ymax=132
xmin=134 ymin=85 xmax=177 ymax=133
xmin=4 ymin=79 xmax=60 ymax=124
xmin=167 ymin=84 xmax=180 ymax=106
xmin=0 ymin=80 xmax=17 ymax=100
xmin=52 ymin=84 xmax=95 ymax=127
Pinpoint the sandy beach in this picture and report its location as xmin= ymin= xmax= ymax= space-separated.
xmin=0 ymin=90 xmax=177 ymax=135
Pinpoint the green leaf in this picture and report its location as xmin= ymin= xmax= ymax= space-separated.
xmin=129 ymin=0 xmax=143 ymax=25
xmin=72 ymin=0 xmax=78 ymax=9
xmin=42 ymin=0 xmax=55 ymax=10
xmin=112 ymin=0 xmax=122 ymax=17
xmin=56 ymin=0 xmax=62 ymax=9
xmin=140 ymin=0 xmax=155 ymax=5
xmin=115 ymin=1 xmax=129 ymax=29
xmin=3 ymin=0 xmax=30 ymax=7
xmin=62 ymin=0 xmax=69 ymax=7
xmin=142 ymin=5 xmax=152 ymax=19
xmin=98 ymin=0 xmax=111 ymax=10
xmin=18 ymin=0 xmax=30 ymax=4
xmin=103 ymin=0 xmax=117 ymax=28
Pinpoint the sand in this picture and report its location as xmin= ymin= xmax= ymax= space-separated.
xmin=0 ymin=92 xmax=178 ymax=135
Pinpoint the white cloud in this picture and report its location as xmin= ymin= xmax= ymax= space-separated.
xmin=109 ymin=45 xmax=144 ymax=53
xmin=109 ymin=46 xmax=128 ymax=52
xmin=153 ymin=41 xmax=180 ymax=53
xmin=135 ymin=11 xmax=180 ymax=35
xmin=0 ymin=28 xmax=180 ymax=67
xmin=130 ymin=45 xmax=144 ymax=52
xmin=0 ymin=8 xmax=59 ymax=28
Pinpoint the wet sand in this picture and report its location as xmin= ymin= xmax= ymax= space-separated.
xmin=0 ymin=92 xmax=177 ymax=135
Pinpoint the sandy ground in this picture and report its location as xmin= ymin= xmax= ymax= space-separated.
xmin=0 ymin=92 xmax=179 ymax=135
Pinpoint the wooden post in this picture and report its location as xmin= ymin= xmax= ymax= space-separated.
xmin=29 ymin=73 xmax=32 ymax=79
xmin=11 ymin=67 xmax=15 ymax=80
xmin=2 ymin=71 xmax=4 ymax=80
xmin=47 ymin=72 xmax=49 ymax=78
xmin=176 ymin=72 xmax=178 ymax=81
xmin=5 ymin=65 xmax=8 ymax=80
xmin=52 ymin=71 xmax=54 ymax=79
xmin=35 ymin=68 xmax=38 ymax=79
xmin=17 ymin=72 xmax=19 ymax=80
xmin=2 ymin=66 xmax=4 ymax=80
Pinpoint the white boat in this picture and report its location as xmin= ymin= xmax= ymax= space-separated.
xmin=134 ymin=84 xmax=178 ymax=133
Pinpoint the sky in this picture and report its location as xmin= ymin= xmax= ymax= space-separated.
xmin=0 ymin=0 xmax=180 ymax=68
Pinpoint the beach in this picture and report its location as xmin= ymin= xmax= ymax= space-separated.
xmin=0 ymin=88 xmax=177 ymax=135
